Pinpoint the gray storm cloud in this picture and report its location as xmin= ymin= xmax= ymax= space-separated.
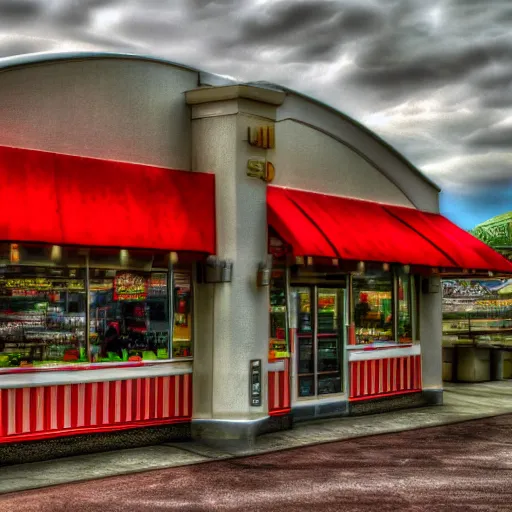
xmin=0 ymin=0 xmax=511 ymax=206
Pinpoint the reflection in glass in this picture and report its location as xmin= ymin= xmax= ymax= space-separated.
xmin=173 ymin=272 xmax=192 ymax=358
xmin=353 ymin=273 xmax=394 ymax=344
xmin=269 ymin=270 xmax=288 ymax=359
xmin=398 ymin=275 xmax=412 ymax=342
xmin=0 ymin=266 xmax=87 ymax=368
xmin=317 ymin=288 xmax=342 ymax=394
xmin=89 ymin=269 xmax=170 ymax=362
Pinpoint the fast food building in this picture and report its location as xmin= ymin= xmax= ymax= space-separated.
xmin=0 ymin=52 xmax=511 ymax=459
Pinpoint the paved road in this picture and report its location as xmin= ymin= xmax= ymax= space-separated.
xmin=2 ymin=414 xmax=512 ymax=511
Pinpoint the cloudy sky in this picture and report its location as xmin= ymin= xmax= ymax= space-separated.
xmin=1 ymin=0 xmax=511 ymax=230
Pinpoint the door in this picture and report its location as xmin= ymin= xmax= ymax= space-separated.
xmin=293 ymin=286 xmax=344 ymax=398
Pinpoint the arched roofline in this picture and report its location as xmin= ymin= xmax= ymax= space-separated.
xmin=0 ymin=51 xmax=440 ymax=193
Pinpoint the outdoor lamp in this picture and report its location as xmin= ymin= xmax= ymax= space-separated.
xmin=120 ymin=249 xmax=129 ymax=266
xmin=51 ymin=245 xmax=62 ymax=263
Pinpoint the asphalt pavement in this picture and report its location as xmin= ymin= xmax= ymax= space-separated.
xmin=1 ymin=413 xmax=512 ymax=511
xmin=2 ymin=382 xmax=512 ymax=510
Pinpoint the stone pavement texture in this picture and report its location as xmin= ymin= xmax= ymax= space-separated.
xmin=1 ymin=381 xmax=512 ymax=495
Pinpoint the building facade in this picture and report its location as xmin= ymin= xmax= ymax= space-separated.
xmin=0 ymin=52 xmax=511 ymax=460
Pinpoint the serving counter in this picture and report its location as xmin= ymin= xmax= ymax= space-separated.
xmin=0 ymin=361 xmax=192 ymax=443
xmin=348 ymin=343 xmax=422 ymax=400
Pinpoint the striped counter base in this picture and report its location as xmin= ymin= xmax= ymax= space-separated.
xmin=0 ymin=373 xmax=192 ymax=443
xmin=268 ymin=359 xmax=291 ymax=416
xmin=349 ymin=354 xmax=422 ymax=401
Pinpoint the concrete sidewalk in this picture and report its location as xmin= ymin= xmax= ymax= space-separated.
xmin=2 ymin=381 xmax=512 ymax=495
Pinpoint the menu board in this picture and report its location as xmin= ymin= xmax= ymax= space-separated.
xmin=0 ymin=278 xmax=85 ymax=292
xmin=148 ymin=273 xmax=167 ymax=297
xmin=113 ymin=273 xmax=148 ymax=301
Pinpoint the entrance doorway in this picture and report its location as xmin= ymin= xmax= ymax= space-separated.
xmin=291 ymin=286 xmax=345 ymax=398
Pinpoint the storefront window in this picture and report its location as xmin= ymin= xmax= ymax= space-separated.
xmin=0 ymin=245 xmax=194 ymax=368
xmin=269 ymin=270 xmax=288 ymax=360
xmin=0 ymin=265 xmax=87 ymax=368
xmin=398 ymin=275 xmax=413 ymax=342
xmin=89 ymin=269 xmax=170 ymax=362
xmin=353 ymin=272 xmax=394 ymax=344
xmin=173 ymin=272 xmax=193 ymax=358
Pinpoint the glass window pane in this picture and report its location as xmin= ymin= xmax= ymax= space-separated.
xmin=298 ymin=374 xmax=315 ymax=397
xmin=0 ymin=266 xmax=87 ymax=368
xmin=297 ymin=287 xmax=313 ymax=334
xmin=173 ymin=272 xmax=192 ymax=358
xmin=89 ymin=269 xmax=170 ymax=362
xmin=398 ymin=275 xmax=413 ymax=342
xmin=317 ymin=288 xmax=342 ymax=395
xmin=294 ymin=287 xmax=315 ymax=397
xmin=269 ymin=270 xmax=288 ymax=359
xmin=353 ymin=273 xmax=394 ymax=344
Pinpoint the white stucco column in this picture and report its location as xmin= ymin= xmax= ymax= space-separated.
xmin=419 ymin=275 xmax=444 ymax=404
xmin=186 ymin=86 xmax=286 ymax=446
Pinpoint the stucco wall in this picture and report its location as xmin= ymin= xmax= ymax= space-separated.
xmin=269 ymin=120 xmax=414 ymax=207
xmin=0 ymin=57 xmax=197 ymax=169
xmin=191 ymin=110 xmax=270 ymax=420
xmin=276 ymin=94 xmax=440 ymax=212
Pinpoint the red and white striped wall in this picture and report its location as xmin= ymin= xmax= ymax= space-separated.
xmin=0 ymin=373 xmax=192 ymax=443
xmin=349 ymin=354 xmax=422 ymax=401
xmin=268 ymin=358 xmax=291 ymax=416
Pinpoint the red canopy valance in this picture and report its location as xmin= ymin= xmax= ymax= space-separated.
xmin=0 ymin=145 xmax=216 ymax=253
xmin=267 ymin=186 xmax=512 ymax=274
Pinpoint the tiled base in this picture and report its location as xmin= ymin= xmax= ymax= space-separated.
xmin=0 ymin=422 xmax=191 ymax=467
xmin=292 ymin=399 xmax=349 ymax=423
xmin=259 ymin=413 xmax=293 ymax=435
xmin=349 ymin=392 xmax=426 ymax=416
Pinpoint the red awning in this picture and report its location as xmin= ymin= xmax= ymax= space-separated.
xmin=267 ymin=186 xmax=512 ymax=273
xmin=0 ymin=145 xmax=216 ymax=253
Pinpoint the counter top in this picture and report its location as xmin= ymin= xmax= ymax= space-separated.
xmin=348 ymin=344 xmax=421 ymax=362
xmin=0 ymin=361 xmax=193 ymax=389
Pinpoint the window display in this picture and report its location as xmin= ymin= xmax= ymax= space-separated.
xmin=173 ymin=272 xmax=193 ymax=358
xmin=398 ymin=275 xmax=413 ymax=342
xmin=89 ymin=269 xmax=171 ymax=362
xmin=353 ymin=272 xmax=393 ymax=344
xmin=0 ymin=266 xmax=87 ymax=367
xmin=0 ymin=244 xmax=194 ymax=369
xmin=268 ymin=270 xmax=289 ymax=360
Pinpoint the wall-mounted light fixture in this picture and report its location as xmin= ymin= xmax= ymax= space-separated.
xmin=120 ymin=249 xmax=129 ymax=266
xmin=51 ymin=245 xmax=62 ymax=263
xmin=170 ymin=252 xmax=179 ymax=265
xmin=257 ymin=255 xmax=273 ymax=287
xmin=382 ymin=263 xmax=390 ymax=272
xmin=403 ymin=265 xmax=410 ymax=275
xmin=357 ymin=261 xmax=365 ymax=273
xmin=201 ymin=256 xmax=233 ymax=283
xmin=10 ymin=244 xmax=19 ymax=263
xmin=295 ymin=256 xmax=304 ymax=266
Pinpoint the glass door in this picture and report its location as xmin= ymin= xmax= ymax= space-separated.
xmin=293 ymin=286 xmax=344 ymax=398
xmin=296 ymin=287 xmax=315 ymax=397
xmin=317 ymin=288 xmax=343 ymax=395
